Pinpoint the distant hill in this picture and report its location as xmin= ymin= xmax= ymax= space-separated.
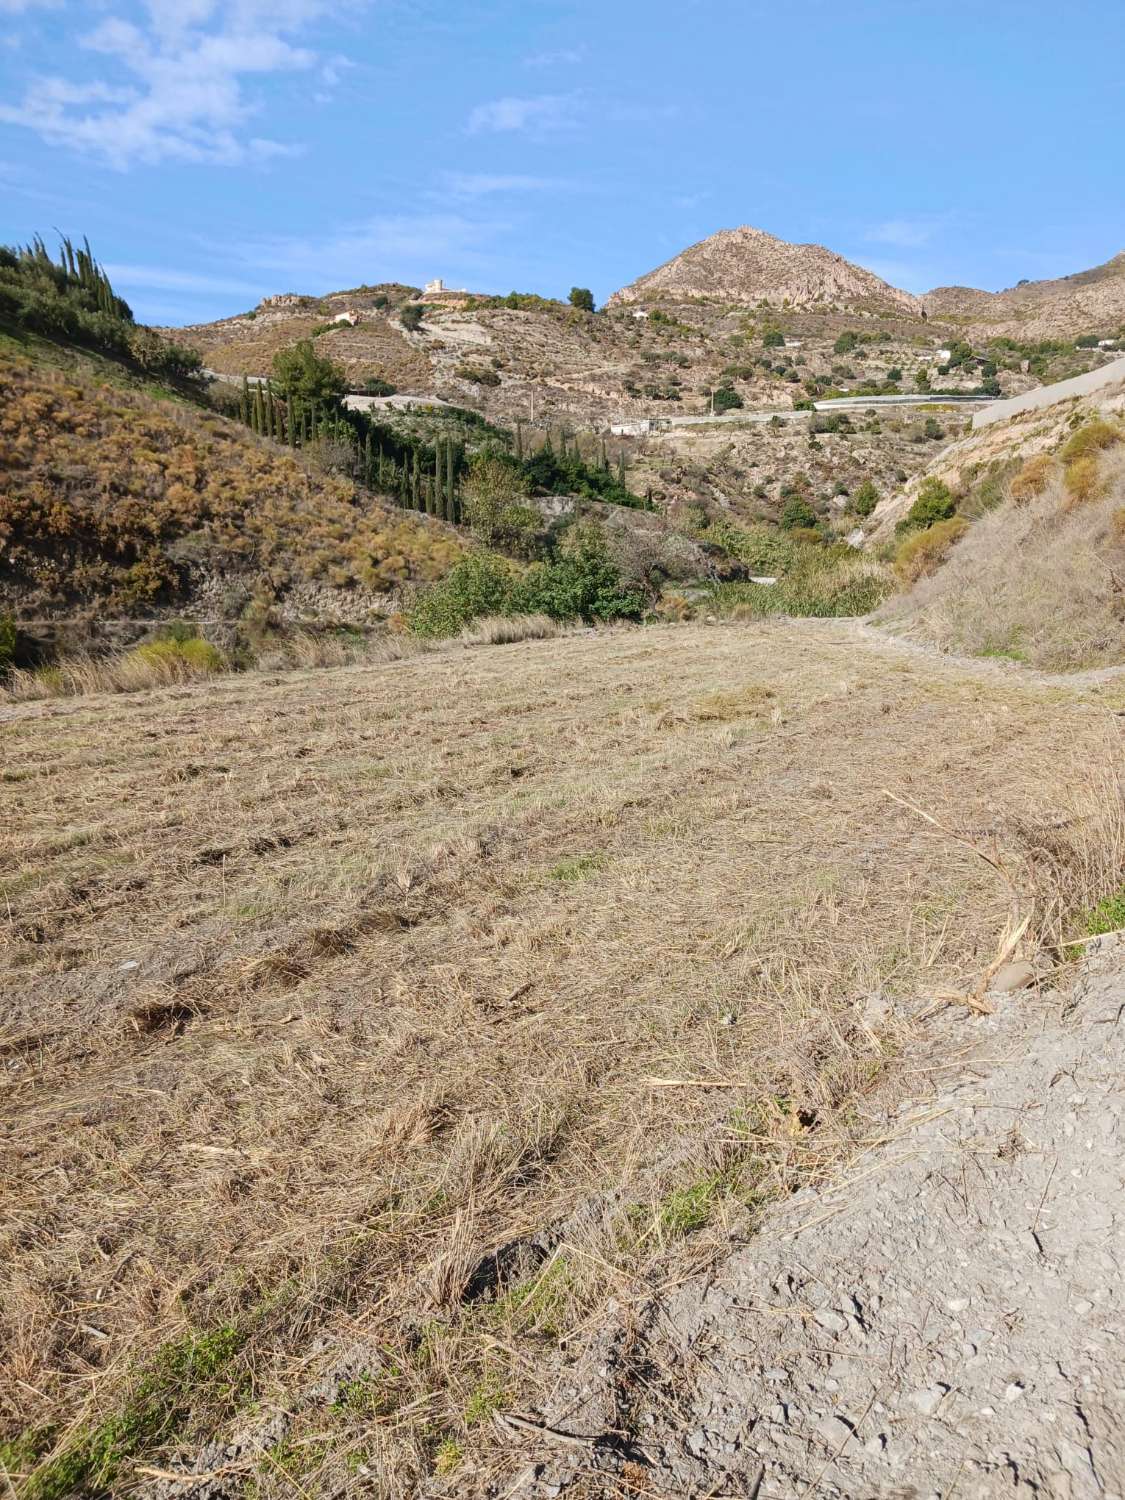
xmin=607 ymin=225 xmax=922 ymax=316
xmin=924 ymin=251 xmax=1125 ymax=338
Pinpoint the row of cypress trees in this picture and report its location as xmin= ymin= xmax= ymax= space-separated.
xmin=238 ymin=376 xmax=463 ymax=523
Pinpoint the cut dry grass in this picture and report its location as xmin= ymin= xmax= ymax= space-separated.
xmin=1 ymin=621 xmax=1122 ymax=1497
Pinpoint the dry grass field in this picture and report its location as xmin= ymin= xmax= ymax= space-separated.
xmin=3 ymin=621 xmax=1124 ymax=1497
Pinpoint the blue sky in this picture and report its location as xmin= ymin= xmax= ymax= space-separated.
xmin=1 ymin=0 xmax=1123 ymax=326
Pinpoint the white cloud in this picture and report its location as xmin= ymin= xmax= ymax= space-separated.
xmin=865 ymin=218 xmax=937 ymax=249
xmin=523 ymin=47 xmax=584 ymax=67
xmin=466 ymin=93 xmax=581 ymax=136
xmin=0 ymin=0 xmax=354 ymax=167
xmin=442 ymin=172 xmax=566 ymax=198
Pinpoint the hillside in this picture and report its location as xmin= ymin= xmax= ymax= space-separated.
xmin=872 ymin=364 xmax=1125 ymax=668
xmin=607 ymin=224 xmax=922 ymax=315
xmin=926 ymin=248 xmax=1125 ymax=337
xmin=0 ymin=337 xmax=462 ymax=645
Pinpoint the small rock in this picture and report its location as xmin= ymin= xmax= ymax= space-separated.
xmin=816 ymin=1414 xmax=856 ymax=1448
xmin=991 ymin=960 xmax=1035 ymax=993
xmin=906 ymin=1384 xmax=950 ymax=1416
xmin=947 ymin=1297 xmax=970 ymax=1313
xmin=865 ymin=1432 xmax=887 ymax=1455
xmin=118 ymin=960 xmax=140 ymax=971
xmin=813 ymin=1308 xmax=848 ymax=1334
xmin=1003 ymin=1380 xmax=1026 ymax=1402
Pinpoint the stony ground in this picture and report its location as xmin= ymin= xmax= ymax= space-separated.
xmin=509 ymin=946 xmax=1125 ymax=1499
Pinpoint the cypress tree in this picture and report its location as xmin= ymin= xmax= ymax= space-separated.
xmin=617 ymin=450 xmax=626 ymax=486
xmin=600 ymin=438 xmax=609 ymax=472
xmin=515 ymin=420 xmax=524 ymax=461
xmin=286 ymin=394 xmax=296 ymax=447
xmin=240 ymin=375 xmax=250 ymax=427
xmin=446 ymin=441 xmax=456 ymax=522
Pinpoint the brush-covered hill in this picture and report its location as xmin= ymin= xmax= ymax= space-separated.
xmin=925 ymin=250 xmax=1125 ymax=339
xmin=0 ymin=336 xmax=463 ymax=644
xmin=873 ymin=367 xmax=1125 ymax=669
xmin=607 ymin=225 xmax=922 ymax=316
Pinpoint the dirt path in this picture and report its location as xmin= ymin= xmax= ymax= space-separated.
xmin=506 ymin=949 xmax=1125 ymax=1499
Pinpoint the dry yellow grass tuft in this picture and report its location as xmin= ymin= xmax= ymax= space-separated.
xmin=2 ymin=621 xmax=1122 ymax=1496
xmin=1009 ymin=452 xmax=1055 ymax=503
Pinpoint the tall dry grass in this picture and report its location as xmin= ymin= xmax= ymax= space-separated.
xmin=883 ymin=446 xmax=1125 ymax=670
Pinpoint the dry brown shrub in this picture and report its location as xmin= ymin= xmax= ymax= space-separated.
xmin=1064 ymin=454 xmax=1103 ymax=507
xmin=1009 ymin=453 xmax=1054 ymax=503
xmin=893 ymin=516 xmax=969 ymax=583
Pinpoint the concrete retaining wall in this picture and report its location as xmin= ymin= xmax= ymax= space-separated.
xmin=972 ymin=357 xmax=1125 ymax=429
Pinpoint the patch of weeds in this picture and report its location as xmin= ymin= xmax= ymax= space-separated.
xmin=434 ymin=1438 xmax=464 ymax=1476
xmin=262 ymin=1435 xmax=330 ymax=1480
xmin=331 ymin=1369 xmax=401 ymax=1419
xmin=489 ymin=1256 xmax=573 ymax=1340
xmin=0 ymin=1428 xmax=54 ymax=1482
xmin=20 ymin=1325 xmax=248 ymax=1500
xmin=656 ymin=1173 xmax=725 ymax=1237
xmin=549 ymin=852 xmax=608 ymax=882
xmin=463 ymin=1374 xmax=507 ymax=1427
xmin=1082 ymin=888 xmax=1125 ymax=941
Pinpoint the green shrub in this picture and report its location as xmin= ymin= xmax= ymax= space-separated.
xmin=0 ymin=612 xmax=15 ymax=671
xmin=761 ymin=329 xmax=785 ymax=348
xmin=513 ymin=524 xmax=645 ymax=623
xmin=568 ymin=287 xmax=595 ymax=313
xmin=271 ymin=340 xmax=346 ymax=406
xmin=716 ymin=550 xmax=892 ymax=619
xmin=833 ymin=331 xmax=859 ymax=355
xmin=126 ymin=638 xmax=224 ymax=678
xmin=455 ymin=365 xmax=502 ymax=387
xmin=1060 ymin=420 xmax=1120 ymax=465
xmin=712 ymin=385 xmax=743 ymax=414
xmin=896 ymin=477 xmax=956 ymax=535
xmin=850 ymin=480 xmax=879 ymax=517
xmin=408 ymin=553 xmax=516 ymax=638
xmin=779 ymin=495 xmax=817 ymax=531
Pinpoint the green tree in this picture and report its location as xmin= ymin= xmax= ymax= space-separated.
xmin=712 ymin=385 xmax=743 ymax=414
xmin=762 ymin=329 xmax=785 ymax=348
xmin=833 ymin=331 xmax=859 ymax=355
xmin=400 ymin=304 xmax=423 ymax=331
xmin=568 ymin=287 xmax=595 ymax=313
xmin=270 ymin=341 xmax=346 ymax=406
xmin=461 ymin=455 xmax=539 ymax=555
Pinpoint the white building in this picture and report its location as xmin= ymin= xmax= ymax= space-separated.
xmin=332 ymin=311 xmax=358 ymax=326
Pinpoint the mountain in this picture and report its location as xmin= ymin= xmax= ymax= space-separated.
xmin=924 ymin=251 xmax=1125 ymax=337
xmin=607 ymin=225 xmax=922 ymax=316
